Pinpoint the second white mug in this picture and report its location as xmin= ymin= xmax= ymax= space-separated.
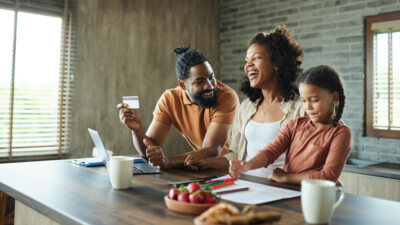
xmin=301 ymin=179 xmax=344 ymax=224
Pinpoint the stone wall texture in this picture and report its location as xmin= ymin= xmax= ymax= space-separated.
xmin=219 ymin=0 xmax=400 ymax=163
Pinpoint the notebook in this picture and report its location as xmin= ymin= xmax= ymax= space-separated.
xmin=69 ymin=158 xmax=104 ymax=167
xmin=69 ymin=158 xmax=145 ymax=167
xmin=88 ymin=128 xmax=161 ymax=175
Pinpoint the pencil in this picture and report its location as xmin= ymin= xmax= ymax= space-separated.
xmin=202 ymin=180 xmax=224 ymax=188
xmin=210 ymin=181 xmax=235 ymax=190
xmin=215 ymin=187 xmax=249 ymax=195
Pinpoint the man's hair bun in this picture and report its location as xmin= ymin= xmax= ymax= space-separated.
xmin=173 ymin=44 xmax=190 ymax=56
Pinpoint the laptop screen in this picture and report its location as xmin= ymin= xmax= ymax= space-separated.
xmin=88 ymin=128 xmax=110 ymax=166
xmin=88 ymin=128 xmax=161 ymax=174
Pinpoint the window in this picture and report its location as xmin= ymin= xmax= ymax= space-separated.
xmin=0 ymin=1 xmax=74 ymax=160
xmin=366 ymin=11 xmax=400 ymax=139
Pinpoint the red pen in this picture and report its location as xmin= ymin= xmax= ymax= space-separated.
xmin=206 ymin=177 xmax=237 ymax=183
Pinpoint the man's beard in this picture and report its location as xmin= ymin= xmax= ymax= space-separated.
xmin=190 ymin=89 xmax=217 ymax=108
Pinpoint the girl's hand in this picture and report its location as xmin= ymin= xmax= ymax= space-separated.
xmin=229 ymin=160 xmax=250 ymax=177
xmin=268 ymin=168 xmax=287 ymax=183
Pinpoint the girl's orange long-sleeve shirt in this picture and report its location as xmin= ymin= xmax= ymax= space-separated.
xmin=260 ymin=116 xmax=352 ymax=182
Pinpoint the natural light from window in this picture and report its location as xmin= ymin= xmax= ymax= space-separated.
xmin=375 ymin=33 xmax=389 ymax=127
xmin=393 ymin=32 xmax=400 ymax=128
xmin=374 ymin=31 xmax=400 ymax=130
xmin=0 ymin=9 xmax=62 ymax=156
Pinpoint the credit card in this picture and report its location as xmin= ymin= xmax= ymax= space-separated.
xmin=123 ymin=96 xmax=139 ymax=109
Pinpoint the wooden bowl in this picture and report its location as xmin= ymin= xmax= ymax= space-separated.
xmin=164 ymin=195 xmax=218 ymax=215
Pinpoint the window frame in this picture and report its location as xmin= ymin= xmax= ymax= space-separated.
xmin=0 ymin=0 xmax=74 ymax=161
xmin=365 ymin=11 xmax=400 ymax=139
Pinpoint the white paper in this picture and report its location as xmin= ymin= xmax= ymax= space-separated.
xmin=123 ymin=96 xmax=139 ymax=109
xmin=215 ymin=175 xmax=300 ymax=205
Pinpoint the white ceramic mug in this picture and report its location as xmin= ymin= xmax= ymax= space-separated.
xmin=301 ymin=179 xmax=344 ymax=224
xmin=107 ymin=156 xmax=133 ymax=189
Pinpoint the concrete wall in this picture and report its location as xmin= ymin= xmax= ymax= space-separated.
xmin=219 ymin=0 xmax=400 ymax=163
xmin=71 ymin=0 xmax=220 ymax=157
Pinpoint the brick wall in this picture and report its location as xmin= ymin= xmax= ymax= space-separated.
xmin=219 ymin=0 xmax=400 ymax=163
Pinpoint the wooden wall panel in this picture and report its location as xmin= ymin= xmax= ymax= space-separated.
xmin=71 ymin=0 xmax=220 ymax=157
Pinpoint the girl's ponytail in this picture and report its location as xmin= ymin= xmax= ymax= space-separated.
xmin=332 ymin=88 xmax=345 ymax=127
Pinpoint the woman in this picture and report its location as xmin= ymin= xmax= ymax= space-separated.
xmin=185 ymin=25 xmax=304 ymax=177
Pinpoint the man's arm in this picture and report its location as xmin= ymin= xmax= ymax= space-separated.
xmin=184 ymin=122 xmax=232 ymax=170
xmin=198 ymin=122 xmax=232 ymax=157
xmin=130 ymin=127 xmax=147 ymax=157
xmin=117 ymin=103 xmax=148 ymax=157
xmin=131 ymin=119 xmax=171 ymax=157
xmin=117 ymin=102 xmax=171 ymax=157
xmin=145 ymin=120 xmax=171 ymax=146
xmin=152 ymin=121 xmax=232 ymax=170
xmin=144 ymin=119 xmax=195 ymax=170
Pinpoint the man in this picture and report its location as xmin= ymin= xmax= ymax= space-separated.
xmin=117 ymin=45 xmax=239 ymax=169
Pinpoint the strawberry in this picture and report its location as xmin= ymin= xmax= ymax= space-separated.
xmin=169 ymin=188 xmax=180 ymax=200
xmin=187 ymin=182 xmax=201 ymax=193
xmin=177 ymin=192 xmax=190 ymax=203
xmin=204 ymin=194 xmax=218 ymax=204
xmin=189 ymin=192 xmax=204 ymax=203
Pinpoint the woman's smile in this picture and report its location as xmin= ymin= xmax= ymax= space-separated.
xmin=248 ymin=70 xmax=259 ymax=80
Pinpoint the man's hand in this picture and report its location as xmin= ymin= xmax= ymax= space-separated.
xmin=268 ymin=168 xmax=287 ymax=183
xmin=117 ymin=103 xmax=142 ymax=132
xmin=229 ymin=160 xmax=249 ymax=177
xmin=144 ymin=138 xmax=171 ymax=170
xmin=184 ymin=153 xmax=208 ymax=170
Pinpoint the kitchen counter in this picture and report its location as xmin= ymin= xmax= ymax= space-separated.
xmin=2 ymin=159 xmax=400 ymax=225
xmin=344 ymin=158 xmax=400 ymax=180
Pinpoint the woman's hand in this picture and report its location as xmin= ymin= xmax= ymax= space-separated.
xmin=229 ymin=160 xmax=250 ymax=177
xmin=268 ymin=168 xmax=287 ymax=183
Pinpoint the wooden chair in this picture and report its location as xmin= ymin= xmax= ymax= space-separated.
xmin=0 ymin=192 xmax=14 ymax=225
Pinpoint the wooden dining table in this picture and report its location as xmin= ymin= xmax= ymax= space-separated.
xmin=0 ymin=159 xmax=399 ymax=225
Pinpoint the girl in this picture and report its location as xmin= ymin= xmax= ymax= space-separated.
xmin=229 ymin=65 xmax=352 ymax=184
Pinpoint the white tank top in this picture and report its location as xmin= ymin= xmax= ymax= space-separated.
xmin=244 ymin=119 xmax=285 ymax=178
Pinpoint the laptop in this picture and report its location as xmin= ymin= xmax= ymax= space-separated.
xmin=88 ymin=128 xmax=161 ymax=175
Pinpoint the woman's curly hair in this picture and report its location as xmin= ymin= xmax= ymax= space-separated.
xmin=241 ymin=25 xmax=304 ymax=102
